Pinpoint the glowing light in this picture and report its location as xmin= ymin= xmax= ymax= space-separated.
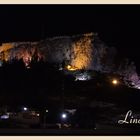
xmin=75 ymin=72 xmax=91 ymax=81
xmin=0 ymin=114 xmax=9 ymax=119
xmin=37 ymin=113 xmax=40 ymax=117
xmin=23 ymin=107 xmax=28 ymax=111
xmin=135 ymin=86 xmax=140 ymax=89
xmin=112 ymin=79 xmax=118 ymax=85
xmin=61 ymin=113 xmax=67 ymax=119
xmin=66 ymin=65 xmax=77 ymax=71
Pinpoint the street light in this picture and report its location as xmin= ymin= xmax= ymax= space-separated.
xmin=23 ymin=107 xmax=28 ymax=111
xmin=61 ymin=113 xmax=67 ymax=119
xmin=112 ymin=79 xmax=118 ymax=85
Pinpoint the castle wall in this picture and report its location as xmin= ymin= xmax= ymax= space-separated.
xmin=0 ymin=33 xmax=94 ymax=69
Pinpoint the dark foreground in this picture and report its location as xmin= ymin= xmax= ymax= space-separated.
xmin=0 ymin=128 xmax=140 ymax=136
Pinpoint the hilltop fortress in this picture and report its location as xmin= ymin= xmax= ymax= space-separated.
xmin=0 ymin=32 xmax=140 ymax=89
xmin=0 ymin=33 xmax=94 ymax=69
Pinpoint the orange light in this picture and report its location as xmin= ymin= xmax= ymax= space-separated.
xmin=66 ymin=65 xmax=77 ymax=71
xmin=67 ymin=65 xmax=71 ymax=69
xmin=112 ymin=79 xmax=118 ymax=85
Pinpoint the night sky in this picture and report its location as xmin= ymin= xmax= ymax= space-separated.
xmin=0 ymin=5 xmax=140 ymax=71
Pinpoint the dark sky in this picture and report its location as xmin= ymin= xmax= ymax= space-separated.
xmin=0 ymin=5 xmax=140 ymax=71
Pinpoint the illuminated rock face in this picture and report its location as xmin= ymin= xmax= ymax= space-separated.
xmin=0 ymin=33 xmax=94 ymax=69
xmin=71 ymin=34 xmax=93 ymax=69
xmin=0 ymin=33 xmax=140 ymax=89
xmin=0 ymin=42 xmax=41 ymax=67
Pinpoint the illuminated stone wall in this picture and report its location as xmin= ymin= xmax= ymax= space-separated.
xmin=0 ymin=33 xmax=94 ymax=69
xmin=71 ymin=33 xmax=93 ymax=69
